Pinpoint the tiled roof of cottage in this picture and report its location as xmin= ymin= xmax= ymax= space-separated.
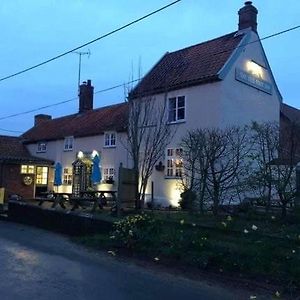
xmin=280 ymin=103 xmax=300 ymax=123
xmin=130 ymin=31 xmax=245 ymax=98
xmin=0 ymin=135 xmax=53 ymax=164
xmin=22 ymin=103 xmax=128 ymax=143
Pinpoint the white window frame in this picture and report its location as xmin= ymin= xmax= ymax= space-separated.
xmin=64 ymin=136 xmax=74 ymax=151
xmin=20 ymin=165 xmax=35 ymax=174
xmin=36 ymin=166 xmax=48 ymax=185
xmin=103 ymin=167 xmax=115 ymax=181
xmin=168 ymin=95 xmax=186 ymax=123
xmin=63 ymin=168 xmax=73 ymax=185
xmin=166 ymin=148 xmax=183 ymax=178
xmin=37 ymin=142 xmax=47 ymax=153
xmin=104 ymin=132 xmax=116 ymax=148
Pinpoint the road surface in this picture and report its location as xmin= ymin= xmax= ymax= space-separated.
xmin=0 ymin=221 xmax=267 ymax=300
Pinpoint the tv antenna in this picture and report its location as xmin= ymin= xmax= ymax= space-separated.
xmin=73 ymin=49 xmax=91 ymax=95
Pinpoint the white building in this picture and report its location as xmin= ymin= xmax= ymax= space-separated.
xmin=22 ymin=2 xmax=282 ymax=205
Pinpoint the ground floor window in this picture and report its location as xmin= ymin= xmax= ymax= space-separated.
xmin=103 ymin=167 xmax=115 ymax=181
xmin=21 ymin=165 xmax=35 ymax=174
xmin=36 ymin=166 xmax=48 ymax=185
xmin=166 ymin=148 xmax=183 ymax=177
xmin=63 ymin=168 xmax=73 ymax=185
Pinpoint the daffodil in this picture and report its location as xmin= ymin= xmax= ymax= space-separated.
xmin=180 ymin=219 xmax=185 ymax=225
xmin=107 ymin=250 xmax=116 ymax=256
xmin=251 ymin=225 xmax=258 ymax=231
xmin=275 ymin=291 xmax=280 ymax=298
xmin=227 ymin=215 xmax=232 ymax=221
xmin=244 ymin=229 xmax=249 ymax=234
xmin=154 ymin=257 xmax=160 ymax=261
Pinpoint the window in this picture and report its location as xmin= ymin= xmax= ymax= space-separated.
xmin=37 ymin=142 xmax=47 ymax=153
xmin=103 ymin=167 xmax=115 ymax=181
xmin=166 ymin=148 xmax=183 ymax=177
xmin=168 ymin=96 xmax=185 ymax=123
xmin=21 ymin=165 xmax=35 ymax=174
xmin=64 ymin=137 xmax=74 ymax=151
xmin=36 ymin=166 xmax=48 ymax=185
xmin=63 ymin=168 xmax=72 ymax=185
xmin=104 ymin=132 xmax=116 ymax=147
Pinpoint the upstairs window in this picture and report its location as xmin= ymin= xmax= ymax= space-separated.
xmin=104 ymin=132 xmax=116 ymax=148
xmin=64 ymin=137 xmax=74 ymax=151
xmin=168 ymin=96 xmax=185 ymax=123
xmin=37 ymin=142 xmax=47 ymax=153
xmin=166 ymin=148 xmax=183 ymax=178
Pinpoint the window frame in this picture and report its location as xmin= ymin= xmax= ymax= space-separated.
xmin=63 ymin=167 xmax=73 ymax=185
xmin=104 ymin=132 xmax=117 ymax=148
xmin=63 ymin=136 xmax=74 ymax=152
xmin=20 ymin=165 xmax=35 ymax=174
xmin=168 ymin=95 xmax=186 ymax=124
xmin=165 ymin=147 xmax=183 ymax=178
xmin=35 ymin=166 xmax=48 ymax=185
xmin=103 ymin=167 xmax=115 ymax=181
xmin=37 ymin=141 xmax=47 ymax=153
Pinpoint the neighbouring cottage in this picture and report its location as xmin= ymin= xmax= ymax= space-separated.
xmin=0 ymin=135 xmax=53 ymax=200
xmin=3 ymin=2 xmax=295 ymax=205
xmin=21 ymin=80 xmax=129 ymax=198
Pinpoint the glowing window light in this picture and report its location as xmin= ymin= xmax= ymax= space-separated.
xmin=246 ymin=61 xmax=264 ymax=79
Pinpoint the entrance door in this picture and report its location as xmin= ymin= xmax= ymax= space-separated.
xmin=72 ymin=159 xmax=92 ymax=196
xmin=35 ymin=166 xmax=48 ymax=197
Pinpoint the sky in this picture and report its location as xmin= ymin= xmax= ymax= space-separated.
xmin=0 ymin=0 xmax=299 ymax=135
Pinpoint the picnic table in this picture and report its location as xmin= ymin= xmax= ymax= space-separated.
xmin=38 ymin=192 xmax=72 ymax=209
xmin=71 ymin=190 xmax=117 ymax=212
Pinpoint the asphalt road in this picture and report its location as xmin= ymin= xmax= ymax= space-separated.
xmin=0 ymin=221 xmax=266 ymax=300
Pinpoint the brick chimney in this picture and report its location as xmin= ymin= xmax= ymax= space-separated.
xmin=79 ymin=79 xmax=94 ymax=113
xmin=34 ymin=114 xmax=52 ymax=126
xmin=238 ymin=1 xmax=258 ymax=33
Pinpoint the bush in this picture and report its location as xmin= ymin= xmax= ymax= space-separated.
xmin=179 ymin=189 xmax=197 ymax=210
xmin=111 ymin=214 xmax=161 ymax=249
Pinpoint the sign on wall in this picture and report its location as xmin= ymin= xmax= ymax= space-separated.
xmin=235 ymin=68 xmax=272 ymax=95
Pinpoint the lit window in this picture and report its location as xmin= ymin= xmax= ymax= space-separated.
xmin=63 ymin=168 xmax=72 ymax=185
xmin=37 ymin=142 xmax=47 ymax=153
xmin=103 ymin=167 xmax=115 ymax=181
xmin=166 ymin=148 xmax=183 ymax=177
xmin=21 ymin=165 xmax=35 ymax=174
xmin=104 ymin=132 xmax=116 ymax=147
xmin=64 ymin=137 xmax=74 ymax=151
xmin=168 ymin=96 xmax=185 ymax=123
xmin=36 ymin=166 xmax=48 ymax=185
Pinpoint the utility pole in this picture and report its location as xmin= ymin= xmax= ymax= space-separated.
xmin=73 ymin=50 xmax=91 ymax=95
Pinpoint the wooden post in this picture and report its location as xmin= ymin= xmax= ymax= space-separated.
xmin=151 ymin=181 xmax=154 ymax=210
xmin=116 ymin=163 xmax=122 ymax=217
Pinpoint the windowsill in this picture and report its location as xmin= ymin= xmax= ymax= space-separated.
xmin=167 ymin=120 xmax=186 ymax=125
xmin=164 ymin=176 xmax=182 ymax=180
xmin=36 ymin=151 xmax=46 ymax=153
xmin=103 ymin=146 xmax=116 ymax=149
xmin=63 ymin=149 xmax=73 ymax=152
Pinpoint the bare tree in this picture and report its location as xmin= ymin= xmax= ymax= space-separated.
xmin=181 ymin=126 xmax=251 ymax=215
xmin=126 ymin=92 xmax=176 ymax=209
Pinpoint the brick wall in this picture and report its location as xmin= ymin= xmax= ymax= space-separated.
xmin=0 ymin=163 xmax=34 ymax=200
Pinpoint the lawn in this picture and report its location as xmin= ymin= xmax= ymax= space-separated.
xmin=75 ymin=210 xmax=300 ymax=297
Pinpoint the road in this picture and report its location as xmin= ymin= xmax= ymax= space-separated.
xmin=0 ymin=221 xmax=267 ymax=300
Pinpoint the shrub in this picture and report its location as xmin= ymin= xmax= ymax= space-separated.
xmin=112 ymin=214 xmax=161 ymax=249
xmin=179 ymin=189 xmax=197 ymax=210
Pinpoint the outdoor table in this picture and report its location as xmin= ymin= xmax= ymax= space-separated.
xmin=38 ymin=192 xmax=72 ymax=209
xmin=71 ymin=190 xmax=117 ymax=212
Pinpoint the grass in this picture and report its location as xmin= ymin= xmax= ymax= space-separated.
xmin=74 ymin=210 xmax=300 ymax=296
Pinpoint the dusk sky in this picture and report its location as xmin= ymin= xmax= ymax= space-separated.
xmin=0 ymin=0 xmax=299 ymax=135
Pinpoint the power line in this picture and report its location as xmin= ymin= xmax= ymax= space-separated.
xmin=0 ymin=0 xmax=181 ymax=83
xmin=0 ymin=127 xmax=23 ymax=134
xmin=0 ymin=78 xmax=140 ymax=122
xmin=0 ymin=24 xmax=299 ymax=133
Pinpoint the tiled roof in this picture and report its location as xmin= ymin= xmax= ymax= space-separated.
xmin=280 ymin=103 xmax=300 ymax=123
xmin=22 ymin=103 xmax=128 ymax=143
xmin=0 ymin=135 xmax=53 ymax=164
xmin=130 ymin=31 xmax=245 ymax=98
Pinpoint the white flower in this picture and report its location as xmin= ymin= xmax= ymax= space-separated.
xmin=251 ymin=225 xmax=258 ymax=231
xmin=107 ymin=250 xmax=116 ymax=256
xmin=128 ymin=230 xmax=133 ymax=236
xmin=249 ymin=296 xmax=257 ymax=300
xmin=227 ymin=216 xmax=232 ymax=221
xmin=180 ymin=219 xmax=185 ymax=225
xmin=154 ymin=257 xmax=160 ymax=261
xmin=271 ymin=216 xmax=276 ymax=220
xmin=244 ymin=229 xmax=249 ymax=234
xmin=192 ymin=223 xmax=196 ymax=227
xmin=275 ymin=291 xmax=280 ymax=298
xmin=292 ymin=250 xmax=296 ymax=254
xmin=109 ymin=235 xmax=115 ymax=239
xmin=221 ymin=222 xmax=227 ymax=227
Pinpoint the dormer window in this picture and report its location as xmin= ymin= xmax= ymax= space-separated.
xmin=37 ymin=142 xmax=47 ymax=153
xmin=104 ymin=132 xmax=116 ymax=148
xmin=64 ymin=136 xmax=74 ymax=151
